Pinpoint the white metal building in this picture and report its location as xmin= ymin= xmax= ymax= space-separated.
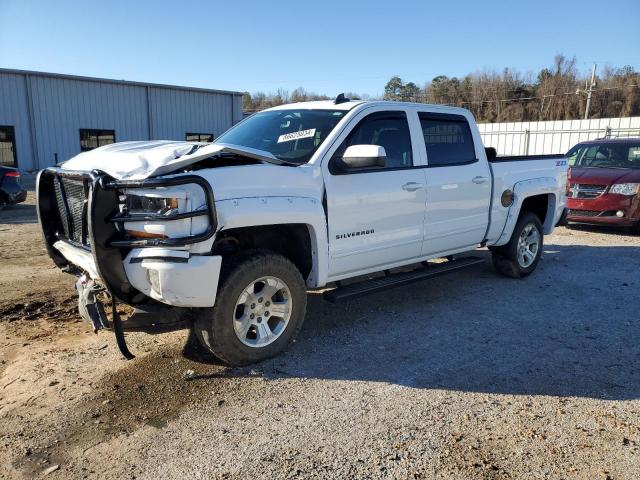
xmin=0 ymin=69 xmax=244 ymax=172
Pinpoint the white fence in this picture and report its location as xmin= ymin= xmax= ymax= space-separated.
xmin=478 ymin=117 xmax=640 ymax=156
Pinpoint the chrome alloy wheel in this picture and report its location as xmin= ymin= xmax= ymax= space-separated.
xmin=233 ymin=276 xmax=292 ymax=347
xmin=517 ymin=223 xmax=541 ymax=268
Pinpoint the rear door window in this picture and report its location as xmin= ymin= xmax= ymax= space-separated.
xmin=419 ymin=113 xmax=476 ymax=166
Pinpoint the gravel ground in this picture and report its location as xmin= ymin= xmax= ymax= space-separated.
xmin=1 ymin=193 xmax=639 ymax=479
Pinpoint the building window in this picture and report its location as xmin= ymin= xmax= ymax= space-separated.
xmin=80 ymin=129 xmax=116 ymax=152
xmin=186 ymin=133 xmax=214 ymax=143
xmin=0 ymin=126 xmax=17 ymax=168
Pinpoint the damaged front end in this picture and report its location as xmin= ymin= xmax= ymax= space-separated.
xmin=36 ymin=167 xmax=218 ymax=358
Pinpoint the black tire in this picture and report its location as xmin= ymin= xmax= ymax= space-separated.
xmin=194 ymin=250 xmax=307 ymax=366
xmin=631 ymin=221 xmax=640 ymax=236
xmin=492 ymin=212 xmax=544 ymax=279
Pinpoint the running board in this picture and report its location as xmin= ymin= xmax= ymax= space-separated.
xmin=323 ymin=256 xmax=485 ymax=303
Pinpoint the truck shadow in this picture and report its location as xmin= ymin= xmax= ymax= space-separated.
xmin=0 ymin=202 xmax=38 ymax=225
xmin=185 ymin=243 xmax=640 ymax=401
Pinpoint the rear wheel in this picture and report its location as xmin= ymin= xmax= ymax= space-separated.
xmin=492 ymin=212 xmax=543 ymax=278
xmin=194 ymin=251 xmax=307 ymax=366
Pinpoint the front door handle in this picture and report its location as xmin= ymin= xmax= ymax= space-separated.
xmin=472 ymin=176 xmax=489 ymax=184
xmin=402 ymin=182 xmax=424 ymax=192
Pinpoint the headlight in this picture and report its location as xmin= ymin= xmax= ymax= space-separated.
xmin=119 ymin=189 xmax=187 ymax=240
xmin=125 ymin=193 xmax=180 ymax=216
xmin=609 ymin=183 xmax=640 ymax=196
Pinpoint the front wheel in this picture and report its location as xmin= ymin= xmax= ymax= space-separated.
xmin=491 ymin=212 xmax=543 ymax=278
xmin=194 ymin=251 xmax=307 ymax=366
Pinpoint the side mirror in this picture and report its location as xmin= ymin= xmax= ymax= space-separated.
xmin=485 ymin=147 xmax=497 ymax=161
xmin=337 ymin=145 xmax=386 ymax=171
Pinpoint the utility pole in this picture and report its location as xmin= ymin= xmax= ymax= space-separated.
xmin=584 ymin=63 xmax=597 ymax=120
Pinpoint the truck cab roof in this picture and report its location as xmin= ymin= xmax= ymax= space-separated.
xmin=267 ymin=99 xmax=473 ymax=117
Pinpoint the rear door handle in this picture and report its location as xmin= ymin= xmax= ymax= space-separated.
xmin=402 ymin=182 xmax=424 ymax=192
xmin=472 ymin=176 xmax=489 ymax=184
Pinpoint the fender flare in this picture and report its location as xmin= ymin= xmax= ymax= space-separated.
xmin=494 ymin=177 xmax=558 ymax=246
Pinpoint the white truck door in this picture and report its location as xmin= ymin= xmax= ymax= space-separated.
xmin=323 ymin=110 xmax=427 ymax=278
xmin=417 ymin=112 xmax=492 ymax=255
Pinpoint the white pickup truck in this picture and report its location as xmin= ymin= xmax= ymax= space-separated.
xmin=37 ymin=96 xmax=568 ymax=365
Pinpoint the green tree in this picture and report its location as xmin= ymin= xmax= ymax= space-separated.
xmin=384 ymin=76 xmax=404 ymax=101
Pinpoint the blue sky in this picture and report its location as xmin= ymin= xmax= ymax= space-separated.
xmin=1 ymin=0 xmax=639 ymax=97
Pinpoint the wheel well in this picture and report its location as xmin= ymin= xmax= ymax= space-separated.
xmin=520 ymin=194 xmax=550 ymax=225
xmin=212 ymin=224 xmax=312 ymax=279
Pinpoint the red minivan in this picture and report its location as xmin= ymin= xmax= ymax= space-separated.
xmin=566 ymin=138 xmax=640 ymax=233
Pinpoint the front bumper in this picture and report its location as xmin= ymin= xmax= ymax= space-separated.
xmin=52 ymin=240 xmax=223 ymax=308
xmin=566 ymin=193 xmax=640 ymax=227
xmin=124 ymin=248 xmax=222 ymax=307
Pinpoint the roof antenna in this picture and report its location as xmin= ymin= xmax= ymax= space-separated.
xmin=334 ymin=93 xmax=350 ymax=104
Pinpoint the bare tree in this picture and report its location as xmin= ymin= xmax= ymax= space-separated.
xmin=243 ymin=56 xmax=640 ymax=121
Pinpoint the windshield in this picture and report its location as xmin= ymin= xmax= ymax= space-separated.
xmin=215 ymin=109 xmax=346 ymax=164
xmin=568 ymin=142 xmax=640 ymax=169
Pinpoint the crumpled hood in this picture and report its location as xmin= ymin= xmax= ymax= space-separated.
xmin=60 ymin=141 xmax=281 ymax=180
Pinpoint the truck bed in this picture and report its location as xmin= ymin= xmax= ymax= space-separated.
xmin=485 ymin=154 xmax=568 ymax=245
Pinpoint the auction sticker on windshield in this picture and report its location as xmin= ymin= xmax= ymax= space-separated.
xmin=278 ymin=128 xmax=316 ymax=143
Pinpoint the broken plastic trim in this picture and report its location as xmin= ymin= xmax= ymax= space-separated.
xmin=75 ymin=272 xmax=134 ymax=359
xmin=99 ymin=175 xmax=217 ymax=248
xmin=76 ymin=276 xmax=108 ymax=332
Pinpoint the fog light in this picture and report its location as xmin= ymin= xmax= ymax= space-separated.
xmin=616 ymin=210 xmax=624 ymax=218
xmin=147 ymin=268 xmax=161 ymax=292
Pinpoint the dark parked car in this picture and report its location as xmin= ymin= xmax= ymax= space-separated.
xmin=0 ymin=166 xmax=27 ymax=207
xmin=565 ymin=138 xmax=640 ymax=233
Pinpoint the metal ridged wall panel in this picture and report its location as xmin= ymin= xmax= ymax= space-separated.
xmin=0 ymin=73 xmax=35 ymax=169
xmin=149 ymin=87 xmax=237 ymax=141
xmin=29 ymin=76 xmax=149 ymax=168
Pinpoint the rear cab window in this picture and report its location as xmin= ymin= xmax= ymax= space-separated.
xmin=418 ymin=113 xmax=476 ymax=167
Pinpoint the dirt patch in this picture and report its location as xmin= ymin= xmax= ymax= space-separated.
xmin=9 ymin=340 xmax=239 ymax=478
xmin=1 ymin=296 xmax=78 ymax=323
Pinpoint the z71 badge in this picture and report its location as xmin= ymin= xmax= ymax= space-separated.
xmin=336 ymin=229 xmax=374 ymax=240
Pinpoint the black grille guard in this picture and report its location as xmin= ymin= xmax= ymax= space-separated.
xmin=37 ymin=167 xmax=217 ymax=301
xmin=37 ymin=167 xmax=218 ymax=360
